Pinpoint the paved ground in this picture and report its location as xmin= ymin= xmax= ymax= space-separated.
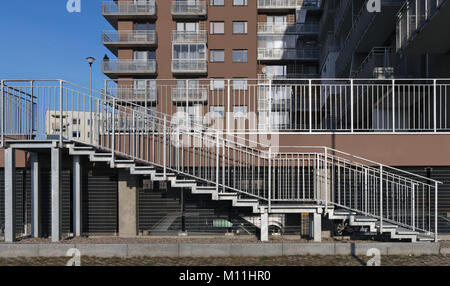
xmin=0 ymin=255 xmax=449 ymax=266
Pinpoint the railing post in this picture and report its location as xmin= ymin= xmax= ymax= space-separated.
xmin=268 ymin=79 xmax=272 ymax=132
xmin=163 ymin=114 xmax=167 ymax=179
xmin=434 ymin=79 xmax=437 ymax=132
xmin=412 ymin=184 xmax=416 ymax=231
xmin=435 ymin=181 xmax=438 ymax=242
xmin=30 ymin=80 xmax=34 ymax=140
xmin=59 ymin=80 xmax=63 ymax=146
xmin=1 ymin=80 xmax=4 ymax=147
xmin=132 ymin=110 xmax=136 ymax=159
xmin=324 ymin=147 xmax=328 ymax=212
xmin=309 ymin=80 xmax=312 ymax=133
xmin=111 ymin=98 xmax=116 ymax=168
xmin=350 ymin=79 xmax=354 ymax=133
xmin=227 ymin=79 xmax=231 ymax=133
xmin=392 ymin=79 xmax=396 ymax=132
xmin=268 ymin=147 xmax=272 ymax=213
xmin=216 ymin=132 xmax=220 ymax=193
xmin=379 ymin=165 xmax=383 ymax=232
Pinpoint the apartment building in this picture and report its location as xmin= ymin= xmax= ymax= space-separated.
xmin=2 ymin=0 xmax=450 ymax=243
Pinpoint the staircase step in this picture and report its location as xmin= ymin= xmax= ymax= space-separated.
xmin=354 ymin=216 xmax=378 ymax=222
xmin=396 ymin=228 xmax=418 ymax=235
xmin=334 ymin=210 xmax=357 ymax=216
xmin=376 ymin=222 xmax=399 ymax=229
xmin=417 ymin=235 xmax=435 ymax=242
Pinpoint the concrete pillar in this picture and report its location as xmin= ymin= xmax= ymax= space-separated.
xmin=4 ymin=148 xmax=16 ymax=242
xmin=260 ymin=208 xmax=269 ymax=242
xmin=118 ymin=170 xmax=138 ymax=237
xmin=30 ymin=153 xmax=40 ymax=238
xmin=72 ymin=155 xmax=82 ymax=236
xmin=51 ymin=147 xmax=62 ymax=242
xmin=312 ymin=212 xmax=322 ymax=242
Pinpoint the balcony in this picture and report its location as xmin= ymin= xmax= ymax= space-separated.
xmin=102 ymin=30 xmax=157 ymax=55
xmin=172 ymin=59 xmax=208 ymax=74
xmin=397 ymin=0 xmax=450 ymax=53
xmin=257 ymin=0 xmax=318 ymax=11
xmin=171 ymin=88 xmax=208 ymax=103
xmin=257 ymin=48 xmax=319 ymax=61
xmin=257 ymin=23 xmax=319 ymax=34
xmin=101 ymin=1 xmax=157 ymax=27
xmin=102 ymin=60 xmax=157 ymax=78
xmin=172 ymin=31 xmax=208 ymax=44
xmin=109 ymin=87 xmax=158 ymax=103
xmin=171 ymin=1 xmax=207 ymax=19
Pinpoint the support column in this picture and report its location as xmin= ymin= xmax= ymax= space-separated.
xmin=72 ymin=155 xmax=82 ymax=237
xmin=312 ymin=212 xmax=322 ymax=242
xmin=260 ymin=207 xmax=269 ymax=242
xmin=30 ymin=153 xmax=40 ymax=238
xmin=51 ymin=146 xmax=62 ymax=242
xmin=4 ymin=148 xmax=16 ymax=242
xmin=118 ymin=170 xmax=138 ymax=237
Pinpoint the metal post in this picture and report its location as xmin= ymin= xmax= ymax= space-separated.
xmin=309 ymin=80 xmax=312 ymax=133
xmin=51 ymin=146 xmax=62 ymax=242
xmin=434 ymin=79 xmax=437 ymax=132
xmin=59 ymin=80 xmax=63 ymax=146
xmin=31 ymin=153 xmax=40 ymax=238
xmin=73 ymin=155 xmax=82 ymax=237
xmin=392 ymin=79 xmax=396 ymax=132
xmin=163 ymin=115 xmax=167 ymax=179
xmin=216 ymin=132 xmax=220 ymax=192
xmin=268 ymin=79 xmax=272 ymax=132
xmin=30 ymin=80 xmax=34 ymax=139
xmin=379 ymin=165 xmax=383 ymax=232
xmin=412 ymin=184 xmax=415 ymax=231
xmin=132 ymin=110 xmax=135 ymax=159
xmin=324 ymin=148 xmax=328 ymax=211
xmin=435 ymin=182 xmax=438 ymax=242
xmin=227 ymin=79 xmax=231 ymax=133
xmin=4 ymin=148 xmax=16 ymax=242
xmin=90 ymin=65 xmax=93 ymax=145
xmin=111 ymin=98 xmax=116 ymax=168
xmin=268 ymin=147 xmax=272 ymax=212
xmin=1 ymin=80 xmax=4 ymax=147
xmin=350 ymin=79 xmax=354 ymax=133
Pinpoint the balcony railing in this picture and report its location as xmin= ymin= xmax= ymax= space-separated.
xmin=258 ymin=48 xmax=320 ymax=60
xmin=172 ymin=59 xmax=207 ymax=74
xmin=171 ymin=1 xmax=207 ymax=17
xmin=101 ymin=1 xmax=156 ymax=16
xmin=172 ymin=31 xmax=208 ymax=43
xmin=102 ymin=60 xmax=157 ymax=74
xmin=171 ymin=88 xmax=208 ymax=103
xmin=257 ymin=0 xmax=317 ymax=9
xmin=396 ymin=0 xmax=448 ymax=51
xmin=257 ymin=23 xmax=319 ymax=34
xmin=109 ymin=87 xmax=158 ymax=102
xmin=102 ymin=30 xmax=157 ymax=45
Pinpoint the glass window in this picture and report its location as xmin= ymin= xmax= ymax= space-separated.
xmin=210 ymin=50 xmax=225 ymax=62
xmin=210 ymin=0 xmax=224 ymax=5
xmin=210 ymin=22 xmax=225 ymax=34
xmin=233 ymin=22 xmax=247 ymax=34
xmin=232 ymin=50 xmax=247 ymax=62
xmin=210 ymin=106 xmax=225 ymax=118
xmin=233 ymin=0 xmax=247 ymax=5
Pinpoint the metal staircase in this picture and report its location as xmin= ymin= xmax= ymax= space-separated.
xmin=1 ymin=80 xmax=441 ymax=242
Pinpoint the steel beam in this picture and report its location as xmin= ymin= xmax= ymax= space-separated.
xmin=4 ymin=148 xmax=16 ymax=242
xmin=260 ymin=207 xmax=269 ymax=242
xmin=30 ymin=152 xmax=40 ymax=238
xmin=51 ymin=146 xmax=62 ymax=242
xmin=73 ymin=155 xmax=82 ymax=237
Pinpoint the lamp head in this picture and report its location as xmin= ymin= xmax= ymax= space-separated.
xmin=86 ymin=57 xmax=95 ymax=65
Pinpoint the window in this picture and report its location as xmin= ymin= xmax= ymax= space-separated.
xmin=72 ymin=131 xmax=80 ymax=138
xmin=210 ymin=0 xmax=224 ymax=5
xmin=233 ymin=0 xmax=247 ymax=5
xmin=233 ymin=106 xmax=248 ymax=118
xmin=210 ymin=22 xmax=225 ymax=34
xmin=210 ymin=50 xmax=225 ymax=62
xmin=232 ymin=78 xmax=248 ymax=90
xmin=211 ymin=78 xmax=225 ymax=90
xmin=233 ymin=22 xmax=248 ymax=34
xmin=210 ymin=106 xmax=224 ymax=119
xmin=233 ymin=49 xmax=247 ymax=62
xmin=72 ymin=118 xmax=80 ymax=125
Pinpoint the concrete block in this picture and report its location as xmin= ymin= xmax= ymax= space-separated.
xmin=0 ymin=244 xmax=39 ymax=258
xmin=412 ymin=243 xmax=440 ymax=255
xmin=440 ymin=247 xmax=450 ymax=255
xmin=38 ymin=244 xmax=76 ymax=257
xmin=127 ymin=244 xmax=179 ymax=257
xmin=230 ymin=243 xmax=283 ymax=257
xmin=179 ymin=243 xmax=231 ymax=257
xmin=334 ymin=243 xmax=351 ymax=255
xmin=282 ymin=243 xmax=335 ymax=255
xmin=350 ymin=243 xmax=389 ymax=256
xmin=386 ymin=243 xmax=414 ymax=255
xmin=74 ymin=244 xmax=128 ymax=258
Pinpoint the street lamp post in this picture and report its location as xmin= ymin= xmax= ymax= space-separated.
xmin=86 ymin=57 xmax=95 ymax=144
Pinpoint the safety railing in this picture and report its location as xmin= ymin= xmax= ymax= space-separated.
xmin=0 ymin=80 xmax=441 ymax=240
xmin=257 ymin=23 xmax=319 ymax=34
xmin=257 ymin=0 xmax=315 ymax=9
xmin=103 ymin=78 xmax=450 ymax=133
xmin=396 ymin=0 xmax=448 ymax=51
xmin=101 ymin=1 xmax=156 ymax=15
xmin=172 ymin=31 xmax=208 ymax=43
xmin=171 ymin=59 xmax=208 ymax=74
xmin=102 ymin=60 xmax=157 ymax=74
xmin=171 ymin=1 xmax=207 ymax=16
xmin=257 ymin=48 xmax=320 ymax=60
xmin=102 ymin=30 xmax=157 ymax=45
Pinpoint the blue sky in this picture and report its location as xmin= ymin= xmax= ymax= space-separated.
xmin=0 ymin=0 xmax=114 ymax=91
